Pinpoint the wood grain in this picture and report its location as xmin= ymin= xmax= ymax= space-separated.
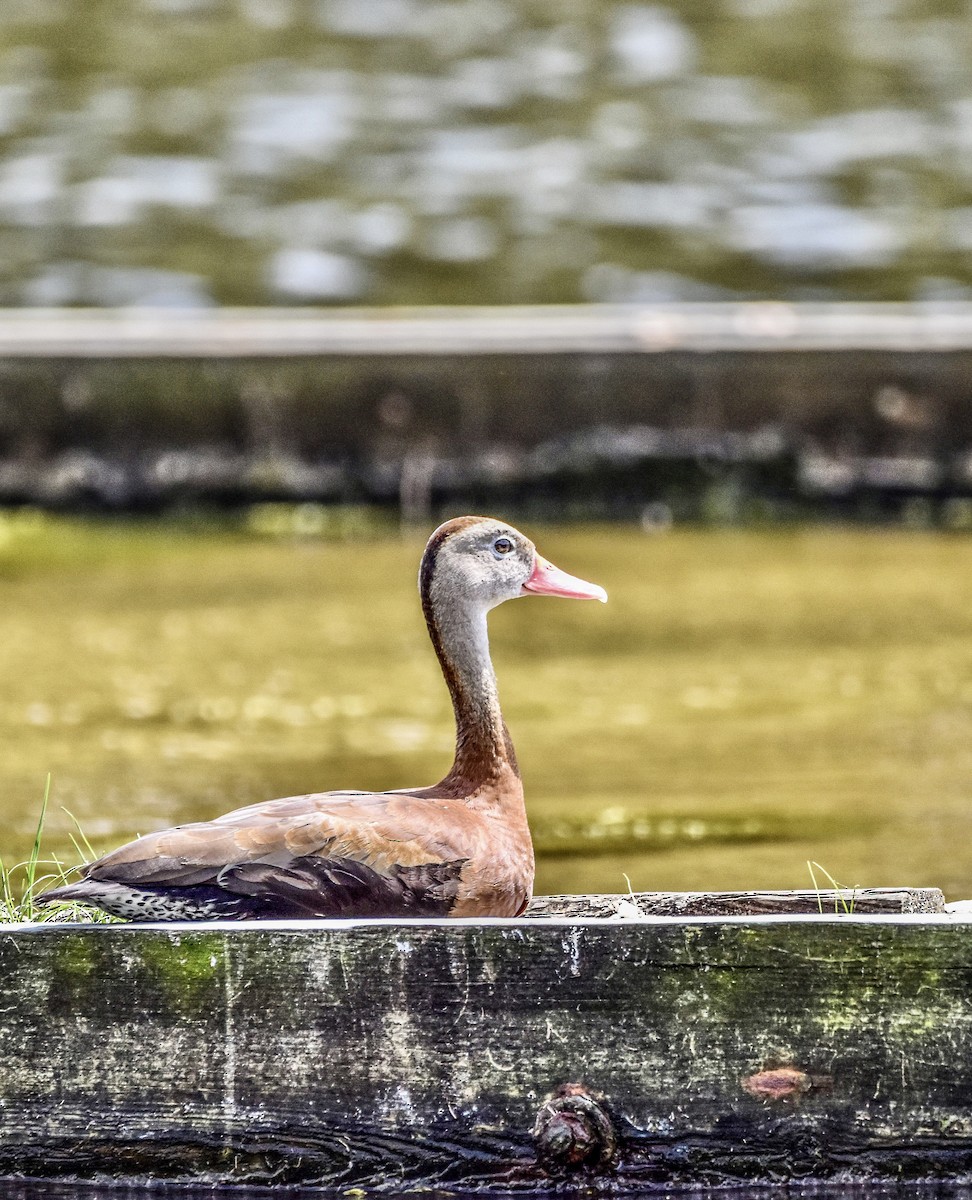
xmin=526 ymin=887 xmax=945 ymax=917
xmin=3 ymin=909 xmax=972 ymax=1189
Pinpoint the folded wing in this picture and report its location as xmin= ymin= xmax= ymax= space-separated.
xmin=41 ymin=790 xmax=477 ymax=920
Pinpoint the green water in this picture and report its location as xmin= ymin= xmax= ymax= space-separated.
xmin=2 ymin=511 xmax=971 ymax=901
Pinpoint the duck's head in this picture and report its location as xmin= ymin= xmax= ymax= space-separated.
xmin=420 ymin=515 xmax=607 ymax=613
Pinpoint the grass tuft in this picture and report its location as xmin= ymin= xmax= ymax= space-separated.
xmin=807 ymin=860 xmax=859 ymax=915
xmin=0 ymin=776 xmax=113 ymax=924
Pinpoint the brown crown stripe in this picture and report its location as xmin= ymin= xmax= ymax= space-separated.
xmin=418 ymin=516 xmax=489 ymax=612
xmin=418 ymin=514 xmax=492 ymax=655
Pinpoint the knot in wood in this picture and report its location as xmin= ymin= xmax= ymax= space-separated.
xmin=533 ymin=1083 xmax=617 ymax=1174
xmin=742 ymin=1066 xmax=812 ymax=1105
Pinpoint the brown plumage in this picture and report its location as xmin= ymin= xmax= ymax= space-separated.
xmin=39 ymin=515 xmax=606 ymax=921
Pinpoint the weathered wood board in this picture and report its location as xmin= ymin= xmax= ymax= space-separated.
xmin=526 ymin=887 xmax=945 ymax=918
xmin=4 ymin=907 xmax=972 ymax=1192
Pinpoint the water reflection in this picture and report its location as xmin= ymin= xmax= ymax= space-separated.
xmin=0 ymin=3 xmax=970 ymax=304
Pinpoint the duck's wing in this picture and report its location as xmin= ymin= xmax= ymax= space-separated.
xmin=46 ymin=791 xmax=482 ymax=919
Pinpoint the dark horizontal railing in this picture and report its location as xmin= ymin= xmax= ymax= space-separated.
xmin=0 ymin=304 xmax=970 ymax=519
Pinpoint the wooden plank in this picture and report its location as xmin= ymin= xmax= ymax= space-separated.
xmin=4 ymin=914 xmax=972 ymax=1190
xmin=3 ymin=303 xmax=972 ymax=357
xmin=526 ymin=887 xmax=945 ymax=917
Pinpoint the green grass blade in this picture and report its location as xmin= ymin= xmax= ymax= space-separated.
xmin=0 ymin=777 xmax=115 ymax=924
xmin=807 ymin=860 xmax=859 ymax=915
xmin=23 ymin=773 xmax=52 ymax=919
xmin=61 ymin=807 xmax=97 ymax=861
xmin=807 ymin=859 xmax=824 ymax=915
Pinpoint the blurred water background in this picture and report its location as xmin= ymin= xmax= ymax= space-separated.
xmin=1 ymin=0 xmax=972 ymax=899
xmin=0 ymin=0 xmax=970 ymax=306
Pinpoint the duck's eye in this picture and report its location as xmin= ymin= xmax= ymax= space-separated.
xmin=492 ymin=536 xmax=514 ymax=558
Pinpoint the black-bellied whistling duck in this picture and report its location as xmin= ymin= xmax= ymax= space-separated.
xmin=39 ymin=516 xmax=606 ymax=921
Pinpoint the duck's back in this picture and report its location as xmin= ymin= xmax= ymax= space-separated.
xmin=40 ymin=784 xmax=533 ymax=921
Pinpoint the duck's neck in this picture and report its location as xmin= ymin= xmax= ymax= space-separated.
xmin=422 ymin=589 xmax=519 ymax=794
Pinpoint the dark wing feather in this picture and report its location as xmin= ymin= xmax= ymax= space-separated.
xmin=50 ymin=851 xmax=468 ymax=919
xmin=87 ymin=855 xmax=219 ymax=887
xmin=217 ymin=855 xmax=467 ymax=917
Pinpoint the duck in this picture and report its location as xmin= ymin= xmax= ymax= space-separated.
xmin=39 ymin=515 xmax=606 ymax=921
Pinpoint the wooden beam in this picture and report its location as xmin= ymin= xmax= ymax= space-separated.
xmin=3 ymin=303 xmax=972 ymax=357
xmin=526 ymin=887 xmax=945 ymax=917
xmin=4 ymin=910 xmax=972 ymax=1190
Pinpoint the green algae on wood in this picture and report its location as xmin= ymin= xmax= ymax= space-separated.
xmin=4 ymin=912 xmax=972 ymax=1190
